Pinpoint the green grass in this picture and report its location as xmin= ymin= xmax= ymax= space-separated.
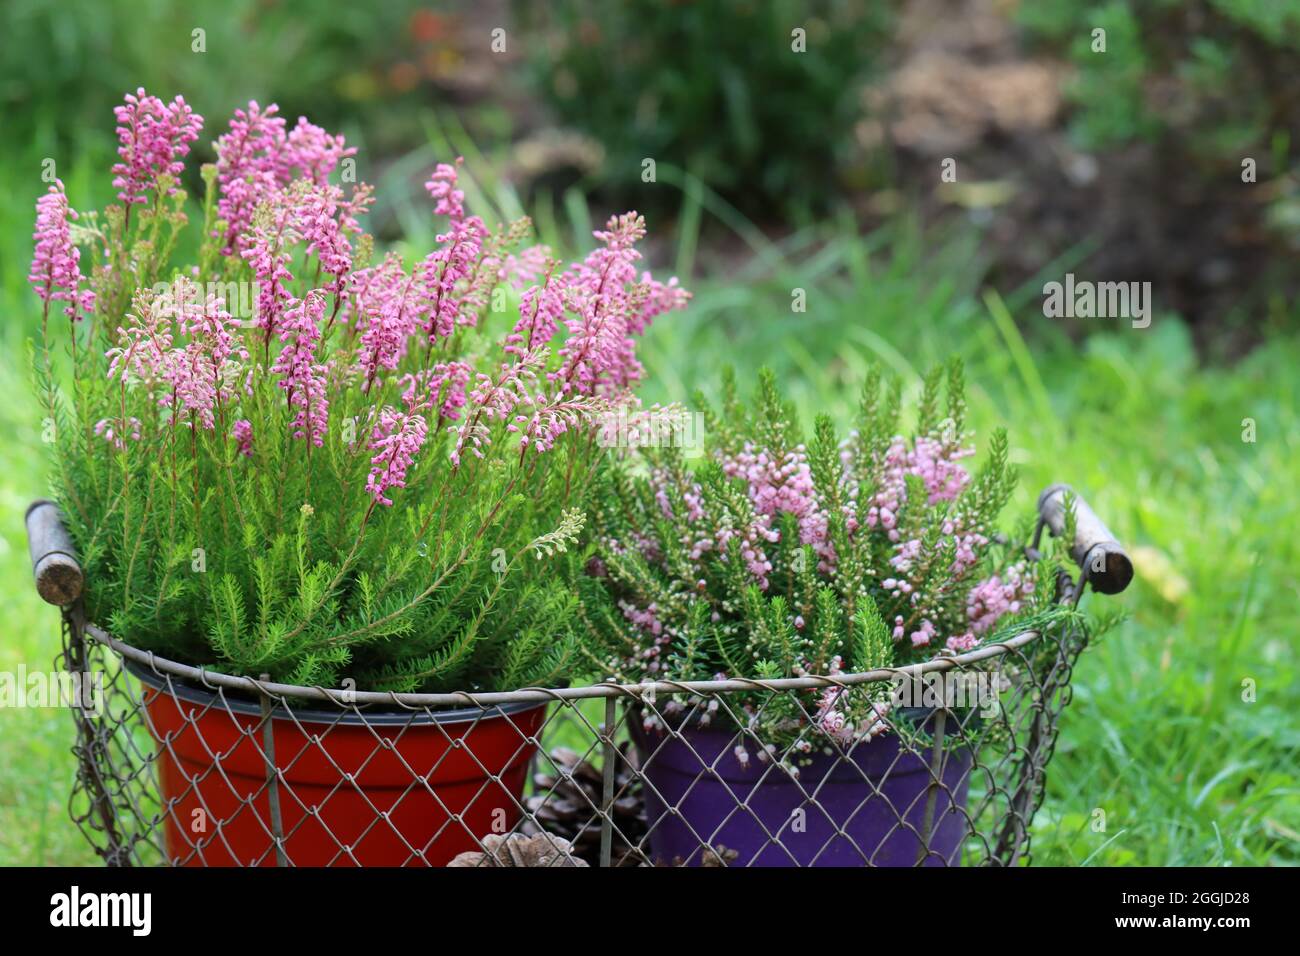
xmin=1 ymin=128 xmax=1295 ymax=866
xmin=0 ymin=327 xmax=100 ymax=866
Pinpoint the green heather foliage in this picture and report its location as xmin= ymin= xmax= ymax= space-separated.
xmin=578 ymin=363 xmax=1077 ymax=749
xmin=30 ymin=91 xmax=688 ymax=694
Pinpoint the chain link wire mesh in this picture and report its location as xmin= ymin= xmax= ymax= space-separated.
xmin=56 ymin=585 xmax=1088 ymax=868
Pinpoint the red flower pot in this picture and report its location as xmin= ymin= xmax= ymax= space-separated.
xmin=128 ymin=661 xmax=546 ymax=866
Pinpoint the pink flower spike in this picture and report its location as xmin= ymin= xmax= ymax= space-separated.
xmin=354 ymin=255 xmax=417 ymax=387
xmin=214 ymin=100 xmax=287 ymax=254
xmin=505 ymin=263 xmax=564 ymax=357
xmin=284 ymin=117 xmax=356 ymax=185
xmin=112 ymin=89 xmax=203 ymax=206
xmin=550 ymin=212 xmax=688 ymax=398
xmin=366 ymin=406 xmax=429 ymax=506
xmin=94 ymin=416 xmax=142 ymax=450
xmin=517 ymin=393 xmax=605 ymax=455
xmin=401 ymin=362 xmax=472 ymax=420
xmin=28 ymin=180 xmax=94 ymax=320
xmin=241 ymin=194 xmax=297 ymax=339
xmin=232 ymin=419 xmax=254 ymax=458
xmin=294 ymin=181 xmax=353 ymax=279
xmin=273 ymin=290 xmax=329 ymax=445
xmin=156 ymin=280 xmax=244 ymax=431
xmin=425 ymin=159 xmax=466 ymax=221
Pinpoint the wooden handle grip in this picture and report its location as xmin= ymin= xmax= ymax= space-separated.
xmin=1037 ymin=484 xmax=1133 ymax=595
xmin=25 ymin=500 xmax=84 ymax=606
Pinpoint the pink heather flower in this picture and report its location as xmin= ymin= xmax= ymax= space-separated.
xmin=620 ymin=601 xmax=662 ymax=637
xmin=336 ymin=181 xmax=375 ymax=237
xmin=354 ymin=254 xmax=418 ymax=388
xmin=859 ymin=701 xmax=893 ymax=740
xmin=232 ymin=419 xmax=254 ymax=457
xmin=722 ymin=442 xmax=835 ymax=570
xmin=295 ymin=181 xmax=353 ymax=279
xmin=601 ymin=272 xmax=691 ymax=393
xmin=552 ymin=213 xmax=689 ymax=397
xmin=631 ymin=273 xmax=691 ymax=336
xmin=864 ymin=432 xmax=974 ymax=534
xmin=416 ymin=161 xmax=489 ymax=342
xmin=962 ymin=564 xmax=1034 ymax=641
xmin=552 ymin=213 xmax=645 ymax=396
xmin=659 ymin=464 xmax=778 ymax=588
xmin=107 ymin=292 xmax=174 ymax=386
xmin=468 ymin=352 xmax=542 ymax=420
xmin=450 ymin=350 xmax=545 ymax=466
xmin=94 ymin=416 xmax=142 ymax=450
xmin=909 ymin=618 xmax=937 ymax=648
xmin=242 ymin=196 xmax=297 ymax=339
xmin=170 ymin=281 xmax=243 ymax=366
xmin=366 ymin=406 xmax=429 ymax=506
xmin=511 ymin=393 xmax=604 ymax=455
xmin=501 ymin=244 xmax=554 ymax=290
xmin=425 ymin=161 xmax=466 ymax=221
xmin=810 ymin=657 xmax=891 ymax=744
xmin=283 ymin=117 xmax=355 ymax=185
xmin=858 ymin=427 xmax=991 ymax=605
xmin=946 ymin=633 xmax=979 ymax=652
xmin=504 ymin=263 xmax=564 ymax=357
xmin=619 ymin=600 xmax=670 ymax=674
xmin=112 ymin=89 xmax=203 ymax=206
xmin=273 ymin=290 xmax=329 ymax=445
xmin=401 ymin=362 xmax=472 ymax=420
xmin=909 ymin=433 xmax=974 ymax=504
xmin=161 ymin=281 xmax=245 ymax=430
xmin=815 ymin=691 xmax=851 ymax=743
xmin=28 ymin=180 xmax=95 ymax=320
xmin=683 ymin=484 xmax=707 ymax=522
xmin=215 ymin=101 xmax=287 ymax=254
xmin=713 ymin=512 xmax=778 ymax=589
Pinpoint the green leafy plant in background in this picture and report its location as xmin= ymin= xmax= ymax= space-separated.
xmin=29 ymin=88 xmax=689 ymax=693
xmin=1019 ymin=0 xmax=1300 ymax=157
xmin=516 ymin=0 xmax=896 ymax=219
xmin=578 ymin=361 xmax=1076 ymax=755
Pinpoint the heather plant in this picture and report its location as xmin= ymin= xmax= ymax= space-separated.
xmin=578 ymin=363 xmax=1073 ymax=756
xmin=29 ymin=88 xmax=689 ymax=693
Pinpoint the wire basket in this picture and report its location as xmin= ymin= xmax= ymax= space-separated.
xmin=25 ymin=484 xmax=1132 ymax=867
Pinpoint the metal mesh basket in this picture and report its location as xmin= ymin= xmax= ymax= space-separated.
xmin=26 ymin=484 xmax=1132 ymax=867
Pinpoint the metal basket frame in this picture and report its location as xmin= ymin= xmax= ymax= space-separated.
xmin=28 ymin=484 xmax=1132 ymax=867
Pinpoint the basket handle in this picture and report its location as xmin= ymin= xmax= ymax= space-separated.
xmin=1036 ymin=484 xmax=1133 ymax=595
xmin=25 ymin=499 xmax=84 ymax=606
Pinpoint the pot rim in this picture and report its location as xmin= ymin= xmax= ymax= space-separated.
xmin=123 ymin=657 xmax=546 ymax=726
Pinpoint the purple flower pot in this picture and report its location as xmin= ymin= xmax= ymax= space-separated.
xmin=633 ymin=717 xmax=972 ymax=867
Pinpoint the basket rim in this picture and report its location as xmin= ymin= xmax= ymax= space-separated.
xmin=121 ymin=655 xmax=549 ymax=725
xmin=82 ymin=619 xmax=1045 ymax=712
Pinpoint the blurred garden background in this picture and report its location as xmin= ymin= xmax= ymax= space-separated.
xmin=0 ymin=0 xmax=1296 ymax=865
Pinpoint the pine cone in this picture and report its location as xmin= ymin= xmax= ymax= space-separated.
xmin=655 ymin=845 xmax=738 ymax=868
xmin=522 ymin=744 xmax=647 ymax=867
xmin=447 ymin=833 xmax=588 ymax=867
